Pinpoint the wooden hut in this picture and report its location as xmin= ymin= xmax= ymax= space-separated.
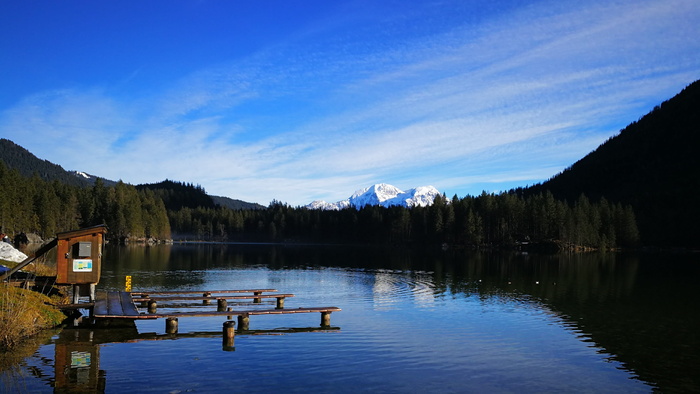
xmin=55 ymin=225 xmax=108 ymax=303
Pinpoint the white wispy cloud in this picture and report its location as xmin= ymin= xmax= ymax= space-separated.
xmin=1 ymin=0 xmax=698 ymax=205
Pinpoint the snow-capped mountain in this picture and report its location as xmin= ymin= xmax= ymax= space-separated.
xmin=70 ymin=170 xmax=117 ymax=186
xmin=307 ymin=183 xmax=441 ymax=210
xmin=73 ymin=171 xmax=91 ymax=180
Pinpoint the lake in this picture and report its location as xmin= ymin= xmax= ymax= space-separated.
xmin=3 ymin=244 xmax=699 ymax=393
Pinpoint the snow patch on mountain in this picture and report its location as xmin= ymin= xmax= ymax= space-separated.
xmin=70 ymin=171 xmax=117 ymax=186
xmin=307 ymin=183 xmax=441 ymax=210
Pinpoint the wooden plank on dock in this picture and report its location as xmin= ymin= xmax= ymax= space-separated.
xmin=131 ymin=294 xmax=294 ymax=302
xmin=119 ymin=291 xmax=141 ymax=316
xmin=94 ymin=306 xmax=341 ymax=319
xmin=54 ymin=303 xmax=95 ymax=311
xmin=106 ymin=291 xmax=125 ymax=316
xmin=94 ymin=291 xmax=142 ymax=318
xmin=93 ymin=297 xmax=109 ymax=316
xmin=131 ymin=289 xmax=278 ymax=295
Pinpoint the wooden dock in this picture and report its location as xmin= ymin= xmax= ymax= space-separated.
xmin=92 ymin=289 xmax=341 ymax=331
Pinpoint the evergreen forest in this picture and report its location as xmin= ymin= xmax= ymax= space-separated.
xmin=170 ymin=192 xmax=639 ymax=250
xmin=0 ymin=161 xmax=171 ymax=242
xmin=1 ymin=160 xmax=638 ymax=250
xmin=521 ymin=80 xmax=700 ymax=247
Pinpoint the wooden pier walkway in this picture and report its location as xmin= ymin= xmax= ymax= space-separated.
xmin=93 ymin=291 xmax=142 ymax=318
xmin=93 ymin=289 xmax=341 ymax=329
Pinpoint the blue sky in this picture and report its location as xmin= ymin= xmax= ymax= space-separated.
xmin=1 ymin=0 xmax=698 ymax=206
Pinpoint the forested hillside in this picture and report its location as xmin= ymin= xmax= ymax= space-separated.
xmin=521 ymin=79 xmax=700 ymax=247
xmin=0 ymin=161 xmax=171 ymax=242
xmin=170 ymin=193 xmax=638 ymax=250
xmin=211 ymin=195 xmax=265 ymax=210
xmin=136 ymin=180 xmax=264 ymax=211
xmin=0 ymin=138 xmax=94 ymax=187
xmin=136 ymin=180 xmax=216 ymax=210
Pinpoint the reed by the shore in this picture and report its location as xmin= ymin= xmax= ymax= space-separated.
xmin=0 ymin=284 xmax=66 ymax=350
xmin=1 ymin=243 xmax=69 ymax=350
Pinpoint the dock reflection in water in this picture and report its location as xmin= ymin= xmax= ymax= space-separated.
xmin=54 ymin=328 xmax=107 ymax=393
xmin=52 ymin=322 xmax=339 ymax=393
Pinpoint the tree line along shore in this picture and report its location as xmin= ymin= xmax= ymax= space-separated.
xmin=1 ymin=161 xmax=638 ymax=251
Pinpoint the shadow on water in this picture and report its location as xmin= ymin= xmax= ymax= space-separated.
xmin=409 ymin=249 xmax=699 ymax=393
xmin=395 ymin=249 xmax=700 ymax=393
xmin=539 ymin=252 xmax=700 ymax=393
xmin=103 ymin=243 xmax=699 ymax=392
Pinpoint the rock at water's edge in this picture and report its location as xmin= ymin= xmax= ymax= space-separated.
xmin=13 ymin=232 xmax=44 ymax=245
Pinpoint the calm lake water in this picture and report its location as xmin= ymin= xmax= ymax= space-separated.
xmin=3 ymin=244 xmax=700 ymax=393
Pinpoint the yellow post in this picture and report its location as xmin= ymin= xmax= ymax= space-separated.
xmin=125 ymin=275 xmax=132 ymax=292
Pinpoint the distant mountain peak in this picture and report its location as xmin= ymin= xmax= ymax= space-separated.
xmin=307 ymin=183 xmax=441 ymax=210
xmin=70 ymin=170 xmax=116 ymax=186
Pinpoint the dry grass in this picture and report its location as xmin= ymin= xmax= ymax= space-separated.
xmin=1 ymin=253 xmax=65 ymax=350
xmin=0 ymin=284 xmax=66 ymax=350
xmin=27 ymin=255 xmax=56 ymax=277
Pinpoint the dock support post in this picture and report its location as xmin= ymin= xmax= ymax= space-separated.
xmin=227 ymin=307 xmax=233 ymax=320
xmin=203 ymin=292 xmax=211 ymax=305
xmin=253 ymin=291 xmax=262 ymax=304
xmin=72 ymin=285 xmax=80 ymax=304
xmin=148 ymin=300 xmax=157 ymax=313
xmin=321 ymin=311 xmax=332 ymax=327
xmin=166 ymin=317 xmax=178 ymax=334
xmin=276 ymin=297 xmax=285 ymax=309
xmin=223 ymin=321 xmax=236 ymax=350
xmin=89 ymin=284 xmax=96 ymax=303
xmin=217 ymin=298 xmax=228 ymax=312
xmin=237 ymin=314 xmax=250 ymax=331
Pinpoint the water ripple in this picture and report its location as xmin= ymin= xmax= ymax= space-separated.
xmin=7 ymin=247 xmax=662 ymax=393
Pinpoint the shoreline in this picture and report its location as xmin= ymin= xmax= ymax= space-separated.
xmin=0 ymin=284 xmax=67 ymax=350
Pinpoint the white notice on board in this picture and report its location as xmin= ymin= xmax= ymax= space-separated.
xmin=73 ymin=259 xmax=93 ymax=272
